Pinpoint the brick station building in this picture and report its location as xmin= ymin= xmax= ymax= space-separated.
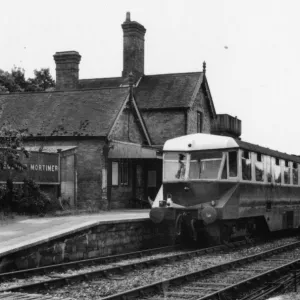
xmin=0 ymin=13 xmax=241 ymax=210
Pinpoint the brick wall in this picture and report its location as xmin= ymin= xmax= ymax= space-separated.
xmin=110 ymin=108 xmax=145 ymax=144
xmin=187 ymin=90 xmax=212 ymax=134
xmin=142 ymin=110 xmax=186 ymax=145
xmin=25 ymin=139 xmax=107 ymax=210
xmin=0 ymin=219 xmax=176 ymax=272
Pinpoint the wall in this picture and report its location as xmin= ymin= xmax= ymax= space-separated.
xmin=110 ymin=107 xmax=145 ymax=144
xmin=0 ymin=219 xmax=176 ymax=272
xmin=25 ymin=139 xmax=107 ymax=210
xmin=142 ymin=110 xmax=185 ymax=145
xmin=60 ymin=149 xmax=76 ymax=207
xmin=109 ymin=159 xmax=162 ymax=209
xmin=187 ymin=90 xmax=212 ymax=134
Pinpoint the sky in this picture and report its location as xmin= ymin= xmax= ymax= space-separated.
xmin=1 ymin=0 xmax=300 ymax=154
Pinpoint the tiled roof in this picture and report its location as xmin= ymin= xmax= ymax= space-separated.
xmin=135 ymin=72 xmax=203 ymax=109
xmin=79 ymin=72 xmax=210 ymax=111
xmin=79 ymin=77 xmax=124 ymax=89
xmin=0 ymin=88 xmax=128 ymax=137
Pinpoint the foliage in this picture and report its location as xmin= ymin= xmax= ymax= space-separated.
xmin=0 ymin=67 xmax=55 ymax=93
xmin=0 ymin=125 xmax=29 ymax=212
xmin=0 ymin=179 xmax=52 ymax=215
xmin=0 ymin=125 xmax=29 ymax=172
xmin=12 ymin=179 xmax=52 ymax=214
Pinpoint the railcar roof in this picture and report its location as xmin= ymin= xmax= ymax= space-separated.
xmin=163 ymin=134 xmax=300 ymax=163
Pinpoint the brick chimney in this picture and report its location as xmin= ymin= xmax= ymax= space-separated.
xmin=53 ymin=51 xmax=81 ymax=90
xmin=121 ymin=12 xmax=146 ymax=80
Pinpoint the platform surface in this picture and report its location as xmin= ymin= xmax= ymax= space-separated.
xmin=0 ymin=210 xmax=149 ymax=258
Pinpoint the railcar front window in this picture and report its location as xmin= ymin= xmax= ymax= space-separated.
xmin=189 ymin=151 xmax=222 ymax=179
xmin=164 ymin=152 xmax=187 ymax=181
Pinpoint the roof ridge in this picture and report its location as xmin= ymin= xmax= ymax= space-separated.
xmin=143 ymin=71 xmax=202 ymax=77
xmin=0 ymin=86 xmax=129 ymax=96
xmin=79 ymin=76 xmax=122 ymax=81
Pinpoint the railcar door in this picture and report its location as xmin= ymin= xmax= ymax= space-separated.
xmin=283 ymin=211 xmax=294 ymax=229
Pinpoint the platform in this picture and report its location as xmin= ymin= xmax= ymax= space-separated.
xmin=0 ymin=210 xmax=149 ymax=259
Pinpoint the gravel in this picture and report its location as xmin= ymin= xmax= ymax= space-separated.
xmin=39 ymin=237 xmax=299 ymax=299
xmin=1 ymin=237 xmax=298 ymax=299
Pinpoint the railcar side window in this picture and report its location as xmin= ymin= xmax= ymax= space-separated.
xmin=228 ymin=151 xmax=237 ymax=177
xmin=292 ymin=163 xmax=298 ymax=185
xmin=255 ymin=153 xmax=264 ymax=182
xmin=265 ymin=156 xmax=272 ymax=183
xmin=274 ymin=158 xmax=281 ymax=184
xmin=241 ymin=150 xmax=252 ymax=180
xmin=189 ymin=151 xmax=222 ymax=179
xmin=163 ymin=152 xmax=187 ymax=181
xmin=284 ymin=161 xmax=291 ymax=184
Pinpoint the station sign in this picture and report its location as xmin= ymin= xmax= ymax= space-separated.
xmin=0 ymin=151 xmax=59 ymax=184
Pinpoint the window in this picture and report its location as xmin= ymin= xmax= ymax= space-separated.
xmin=228 ymin=151 xmax=238 ymax=177
xmin=284 ymin=161 xmax=291 ymax=184
xmin=274 ymin=158 xmax=281 ymax=184
xmin=112 ymin=162 xmax=119 ymax=186
xmin=293 ymin=163 xmax=298 ymax=185
xmin=189 ymin=151 xmax=222 ymax=179
xmin=265 ymin=156 xmax=272 ymax=183
xmin=242 ymin=150 xmax=252 ymax=180
xmin=197 ymin=112 xmax=203 ymax=133
xmin=136 ymin=164 xmax=143 ymax=187
xmin=255 ymin=153 xmax=264 ymax=182
xmin=148 ymin=170 xmax=156 ymax=187
xmin=164 ymin=152 xmax=187 ymax=181
xmin=221 ymin=155 xmax=228 ymax=179
xmin=120 ymin=161 xmax=129 ymax=186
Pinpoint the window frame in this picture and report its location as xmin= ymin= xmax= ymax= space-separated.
xmin=112 ymin=161 xmax=119 ymax=186
xmin=120 ymin=160 xmax=129 ymax=186
xmin=197 ymin=111 xmax=203 ymax=133
xmin=240 ymin=149 xmax=253 ymax=182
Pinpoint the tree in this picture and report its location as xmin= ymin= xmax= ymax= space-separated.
xmin=0 ymin=125 xmax=29 ymax=171
xmin=26 ymin=68 xmax=55 ymax=92
xmin=0 ymin=67 xmax=55 ymax=93
xmin=11 ymin=67 xmax=27 ymax=91
xmin=0 ymin=69 xmax=22 ymax=92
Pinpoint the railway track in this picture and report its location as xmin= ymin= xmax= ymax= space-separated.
xmin=101 ymin=239 xmax=300 ymax=300
xmin=0 ymin=239 xmax=253 ymax=295
xmin=1 ymin=236 xmax=299 ymax=300
xmin=0 ymin=244 xmax=179 ymax=281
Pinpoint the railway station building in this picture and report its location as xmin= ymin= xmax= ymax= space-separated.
xmin=0 ymin=13 xmax=241 ymax=210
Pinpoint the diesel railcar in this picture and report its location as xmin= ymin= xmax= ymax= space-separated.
xmin=149 ymin=133 xmax=300 ymax=244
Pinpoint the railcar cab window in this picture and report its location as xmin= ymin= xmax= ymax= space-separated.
xmin=255 ymin=153 xmax=264 ymax=182
xmin=163 ymin=152 xmax=187 ymax=181
xmin=241 ymin=150 xmax=252 ymax=180
xmin=189 ymin=151 xmax=222 ymax=179
xmin=293 ymin=162 xmax=298 ymax=185
xmin=228 ymin=151 xmax=238 ymax=177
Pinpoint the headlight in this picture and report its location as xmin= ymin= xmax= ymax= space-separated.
xmin=211 ymin=200 xmax=216 ymax=206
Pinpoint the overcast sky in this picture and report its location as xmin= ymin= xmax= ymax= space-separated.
xmin=2 ymin=0 xmax=300 ymax=154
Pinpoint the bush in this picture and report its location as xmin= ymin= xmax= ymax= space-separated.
xmin=0 ymin=179 xmax=52 ymax=215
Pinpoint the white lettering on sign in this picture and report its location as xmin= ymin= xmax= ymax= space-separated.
xmin=30 ymin=164 xmax=58 ymax=172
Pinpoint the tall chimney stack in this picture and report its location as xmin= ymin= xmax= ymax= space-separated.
xmin=53 ymin=51 xmax=81 ymax=90
xmin=121 ymin=12 xmax=146 ymax=80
